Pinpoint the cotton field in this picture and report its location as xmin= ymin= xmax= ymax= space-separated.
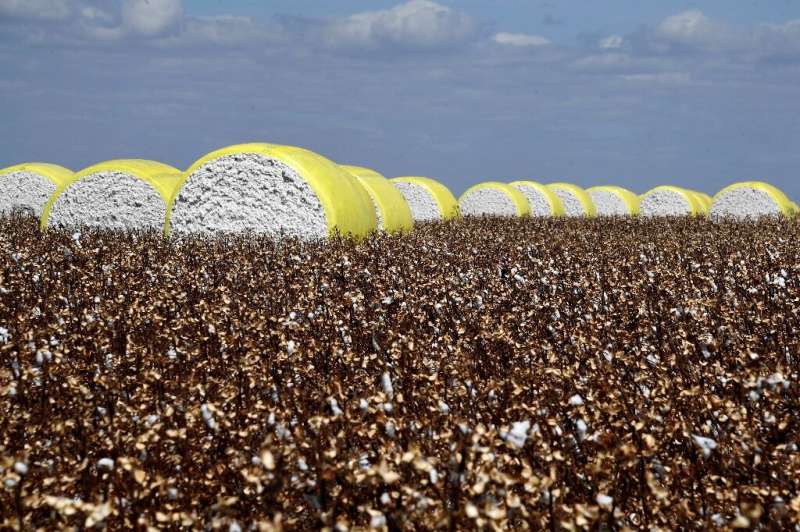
xmin=2 ymin=143 xmax=795 ymax=240
xmin=1 ymin=143 xmax=799 ymax=529
xmin=1 ymin=215 xmax=799 ymax=529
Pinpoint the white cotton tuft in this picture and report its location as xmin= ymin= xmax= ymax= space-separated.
xmin=568 ymin=394 xmax=584 ymax=406
xmin=381 ymin=372 xmax=394 ymax=398
xmin=13 ymin=462 xmax=28 ymax=476
xmin=691 ymin=434 xmax=718 ymax=458
xmin=201 ymin=404 xmax=218 ymax=431
xmin=501 ymin=420 xmax=530 ymax=449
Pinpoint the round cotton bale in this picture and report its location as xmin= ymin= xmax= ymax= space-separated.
xmin=341 ymin=165 xmax=414 ymax=234
xmin=458 ymin=182 xmax=530 ymax=218
xmin=509 ymin=180 xmax=565 ymax=217
xmin=43 ymin=160 xmax=182 ymax=233
xmin=390 ymin=177 xmax=460 ymax=222
xmin=0 ymin=163 xmax=72 ymax=217
xmin=170 ymin=144 xmax=376 ymax=239
xmin=709 ymin=181 xmax=795 ymax=220
xmin=639 ymin=186 xmax=704 ymax=217
xmin=586 ymin=186 xmax=640 ymax=217
xmin=546 ymin=183 xmax=597 ymax=217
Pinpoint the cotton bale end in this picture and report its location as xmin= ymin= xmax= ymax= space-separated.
xmin=546 ymin=183 xmax=597 ymax=217
xmin=458 ymin=182 xmax=530 ymax=218
xmin=42 ymin=160 xmax=182 ymax=234
xmin=586 ymin=186 xmax=640 ymax=216
xmin=639 ymin=186 xmax=705 ymax=217
xmin=390 ymin=177 xmax=460 ymax=222
xmin=170 ymin=144 xmax=377 ymax=240
xmin=0 ymin=163 xmax=73 ymax=218
xmin=341 ymin=165 xmax=414 ymax=234
xmin=709 ymin=181 xmax=795 ymax=220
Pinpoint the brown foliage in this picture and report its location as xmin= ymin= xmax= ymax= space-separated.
xmin=1 ymin=214 xmax=799 ymax=530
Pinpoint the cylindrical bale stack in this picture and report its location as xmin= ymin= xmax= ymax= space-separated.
xmin=709 ymin=181 xmax=796 ymax=220
xmin=586 ymin=186 xmax=640 ymax=217
xmin=0 ymin=163 xmax=73 ymax=217
xmin=390 ymin=177 xmax=460 ymax=222
xmin=458 ymin=182 xmax=530 ymax=218
xmin=508 ymin=181 xmax=565 ymax=217
xmin=42 ymin=160 xmax=182 ymax=233
xmin=546 ymin=183 xmax=597 ymax=217
xmin=639 ymin=186 xmax=705 ymax=217
xmin=169 ymin=144 xmax=376 ymax=239
xmin=341 ymin=165 xmax=414 ymax=234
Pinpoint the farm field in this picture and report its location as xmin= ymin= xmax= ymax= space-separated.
xmin=1 ymin=215 xmax=799 ymax=529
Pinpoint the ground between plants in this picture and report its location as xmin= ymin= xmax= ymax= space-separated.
xmin=1 ymin=215 xmax=799 ymax=530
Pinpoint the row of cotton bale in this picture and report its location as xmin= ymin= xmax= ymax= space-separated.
xmin=1 ymin=144 xmax=797 ymax=241
xmin=0 ymin=144 xmax=462 ymax=240
xmin=458 ymin=181 xmax=799 ymax=220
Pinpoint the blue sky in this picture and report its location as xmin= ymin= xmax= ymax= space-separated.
xmin=2 ymin=1 xmax=800 ymax=198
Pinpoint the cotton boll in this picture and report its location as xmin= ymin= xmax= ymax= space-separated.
xmin=596 ymin=493 xmax=614 ymax=509
xmin=381 ymin=372 xmax=394 ymax=398
xmin=13 ymin=462 xmax=28 ymax=476
xmin=501 ymin=420 xmax=530 ymax=449
xmin=691 ymin=434 xmax=718 ymax=458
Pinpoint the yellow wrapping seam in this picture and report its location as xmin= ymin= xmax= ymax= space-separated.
xmin=686 ymin=190 xmax=710 ymax=214
xmin=547 ymin=183 xmax=597 ymax=217
xmin=697 ymin=193 xmax=713 ymax=210
xmin=586 ymin=186 xmax=640 ymax=216
xmin=341 ymin=165 xmax=414 ymax=234
xmin=390 ymin=177 xmax=460 ymax=220
xmin=641 ymin=186 xmax=703 ymax=216
xmin=508 ymin=181 xmax=565 ymax=217
xmin=459 ymin=181 xmax=530 ymax=217
xmin=1 ymin=162 xmax=73 ymax=186
xmin=41 ymin=159 xmax=183 ymax=233
xmin=180 ymin=144 xmax=377 ymax=238
xmin=712 ymin=181 xmax=795 ymax=218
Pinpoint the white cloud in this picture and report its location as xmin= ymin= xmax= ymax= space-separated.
xmin=493 ymin=32 xmax=551 ymax=47
xmin=323 ymin=0 xmax=476 ymax=50
xmin=654 ymin=10 xmax=741 ymax=52
xmin=598 ymin=35 xmax=624 ymax=50
xmin=0 ymin=0 xmax=74 ymax=21
xmin=121 ymin=0 xmax=182 ymax=37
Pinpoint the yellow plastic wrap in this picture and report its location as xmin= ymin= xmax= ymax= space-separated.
xmin=459 ymin=181 xmax=530 ymax=217
xmin=586 ymin=186 xmax=640 ymax=216
xmin=547 ymin=183 xmax=597 ymax=217
xmin=712 ymin=181 xmax=795 ymax=218
xmin=41 ymin=159 xmax=182 ymax=232
xmin=697 ymin=192 xmax=713 ymax=211
xmin=641 ymin=186 xmax=704 ymax=216
xmin=341 ymin=165 xmax=414 ymax=234
xmin=686 ymin=191 xmax=711 ymax=214
xmin=390 ymin=177 xmax=460 ymax=220
xmin=0 ymin=162 xmax=73 ymax=186
xmin=178 ymin=144 xmax=377 ymax=238
xmin=508 ymin=180 xmax=565 ymax=217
